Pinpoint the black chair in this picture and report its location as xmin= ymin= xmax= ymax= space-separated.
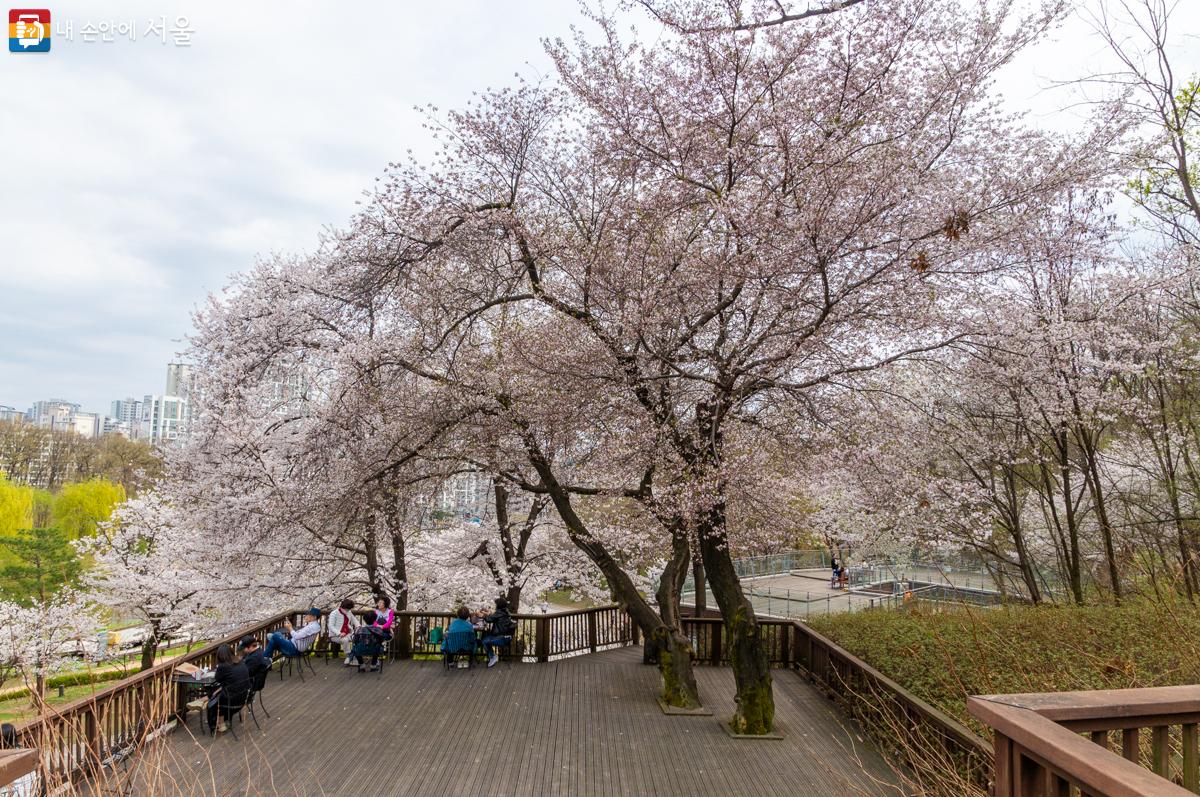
xmin=206 ymin=688 xmax=250 ymax=740
xmin=442 ymin=630 xmax=478 ymax=670
xmin=247 ymin=668 xmax=270 ymax=725
xmin=279 ymin=642 xmax=318 ymax=682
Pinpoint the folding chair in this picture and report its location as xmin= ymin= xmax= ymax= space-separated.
xmin=442 ymin=630 xmax=478 ymax=670
xmin=425 ymin=624 xmax=444 ymax=654
xmin=279 ymin=644 xmax=318 ymax=682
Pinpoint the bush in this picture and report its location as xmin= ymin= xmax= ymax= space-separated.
xmin=808 ymin=598 xmax=1200 ymax=735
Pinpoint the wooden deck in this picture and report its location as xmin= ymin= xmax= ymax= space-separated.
xmin=135 ymin=647 xmax=903 ymax=796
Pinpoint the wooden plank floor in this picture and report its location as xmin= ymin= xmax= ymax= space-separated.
xmin=131 ymin=647 xmax=904 ymax=797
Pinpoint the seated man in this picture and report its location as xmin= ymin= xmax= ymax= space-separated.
xmin=442 ymin=606 xmax=478 ymax=668
xmin=482 ymin=597 xmax=517 ymax=668
xmin=263 ymin=608 xmax=323 ymax=662
xmin=350 ymin=609 xmax=386 ymax=672
xmin=239 ymin=635 xmax=269 ymax=691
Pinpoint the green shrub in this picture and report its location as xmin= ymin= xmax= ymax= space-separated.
xmin=809 ymin=598 xmax=1200 ymax=735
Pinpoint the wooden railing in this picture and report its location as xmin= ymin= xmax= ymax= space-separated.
xmin=386 ymin=605 xmax=637 ymax=662
xmin=678 ymin=616 xmax=795 ymax=666
xmin=791 ymin=620 xmax=994 ymax=790
xmin=14 ymin=611 xmax=294 ymax=790
xmin=36 ymin=601 xmax=1193 ymax=797
xmin=969 ymin=687 xmax=1200 ymax=796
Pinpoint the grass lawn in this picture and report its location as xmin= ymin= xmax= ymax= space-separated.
xmin=0 ymin=681 xmax=124 ymax=724
xmin=808 ymin=598 xmax=1200 ymax=735
xmin=540 ymin=589 xmax=596 ymax=609
xmin=0 ymin=641 xmax=204 ymax=724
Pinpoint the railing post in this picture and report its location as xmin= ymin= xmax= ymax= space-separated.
xmin=1184 ymin=723 xmax=1198 ymax=791
xmin=84 ymin=705 xmax=101 ymax=780
xmin=396 ymin=615 xmax=412 ymax=660
xmin=587 ymin=610 xmax=598 ymax=653
xmin=535 ymin=616 xmax=550 ymax=662
xmin=711 ymin=622 xmax=722 ymax=665
xmin=994 ymin=733 xmax=1013 ymax=796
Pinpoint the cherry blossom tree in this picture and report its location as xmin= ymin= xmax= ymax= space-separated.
xmin=0 ymin=590 xmax=100 ymax=702
xmin=82 ymin=493 xmax=254 ymax=670
xmin=335 ymin=0 xmax=1110 ymax=732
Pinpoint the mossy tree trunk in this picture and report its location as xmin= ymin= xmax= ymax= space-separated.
xmin=524 ymin=448 xmax=702 ymax=709
xmin=698 ymin=504 xmax=774 ymax=735
xmin=652 ymin=522 xmax=701 ymax=709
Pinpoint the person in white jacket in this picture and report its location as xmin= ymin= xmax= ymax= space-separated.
xmin=327 ymin=598 xmax=361 ymax=666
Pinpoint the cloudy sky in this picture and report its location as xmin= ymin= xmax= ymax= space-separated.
xmin=1 ymin=0 xmax=1198 ymax=414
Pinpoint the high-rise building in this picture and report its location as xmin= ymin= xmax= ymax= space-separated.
xmin=0 ymin=405 xmax=21 ymax=422
xmin=27 ymin=399 xmax=81 ymax=432
xmin=435 ymin=470 xmax=491 ymax=519
xmin=70 ymin=412 xmax=101 ymax=439
xmin=139 ymin=394 xmax=189 ymax=445
xmin=102 ymin=416 xmax=132 ymax=438
xmin=110 ymin=397 xmax=143 ymax=428
xmin=165 ymin=363 xmax=194 ymax=398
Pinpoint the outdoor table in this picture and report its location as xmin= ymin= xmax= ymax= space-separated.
xmin=172 ymin=671 xmax=217 ymax=732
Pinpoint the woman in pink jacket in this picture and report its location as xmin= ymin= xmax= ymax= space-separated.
xmin=373 ymin=595 xmax=394 ymax=641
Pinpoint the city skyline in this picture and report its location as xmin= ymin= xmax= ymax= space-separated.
xmin=4 ymin=361 xmax=190 ymax=418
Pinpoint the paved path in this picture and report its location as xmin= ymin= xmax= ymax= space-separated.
xmin=134 ymin=646 xmax=903 ymax=796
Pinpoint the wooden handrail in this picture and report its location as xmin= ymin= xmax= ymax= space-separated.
xmin=0 ymin=749 xmax=37 ymax=790
xmin=791 ymin=621 xmax=991 ymax=755
xmin=976 ymin=686 xmax=1200 ymax=729
xmin=13 ymin=609 xmax=296 ymax=789
xmin=969 ymin=695 xmax=1196 ymax=797
xmin=15 ymin=610 xmax=294 ymax=738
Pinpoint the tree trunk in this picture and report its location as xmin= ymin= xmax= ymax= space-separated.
xmin=698 ymin=524 xmax=774 ymax=734
xmin=1002 ymin=469 xmax=1041 ymax=603
xmin=362 ymin=504 xmax=384 ymax=598
xmin=653 ymin=526 xmax=701 ymax=709
xmin=140 ymin=619 xmax=163 ymax=671
xmin=692 ymin=558 xmax=707 ymax=616
xmin=1076 ymin=427 xmax=1122 ymax=600
xmin=526 ymin=453 xmax=702 ymax=709
xmin=1052 ymin=430 xmax=1085 ymax=603
xmin=379 ymin=473 xmax=409 ymax=609
xmin=140 ymin=638 xmax=157 ymax=672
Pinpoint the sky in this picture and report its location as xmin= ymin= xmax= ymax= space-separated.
xmin=1 ymin=0 xmax=1198 ymax=414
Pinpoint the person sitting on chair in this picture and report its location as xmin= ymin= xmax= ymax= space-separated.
xmin=442 ymin=606 xmax=478 ymax=667
xmin=239 ymin=636 xmax=269 ymax=688
xmin=482 ymin=597 xmax=516 ymax=668
xmin=208 ymin=644 xmax=251 ymax=733
xmin=263 ymin=608 xmax=322 ymax=662
xmin=373 ymin=595 xmax=395 ymax=641
xmin=328 ymin=598 xmax=361 ymax=667
xmin=351 ymin=609 xmax=386 ymax=672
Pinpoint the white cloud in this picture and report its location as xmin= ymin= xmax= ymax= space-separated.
xmin=0 ymin=0 xmax=1197 ymax=412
